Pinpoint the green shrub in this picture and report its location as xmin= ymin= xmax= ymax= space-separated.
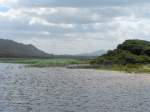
xmin=91 ymin=39 xmax=150 ymax=65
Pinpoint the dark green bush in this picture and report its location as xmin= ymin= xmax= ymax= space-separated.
xmin=91 ymin=39 xmax=150 ymax=65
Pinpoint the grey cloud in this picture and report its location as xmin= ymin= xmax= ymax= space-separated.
xmin=17 ymin=0 xmax=150 ymax=7
xmin=1 ymin=0 xmax=150 ymax=54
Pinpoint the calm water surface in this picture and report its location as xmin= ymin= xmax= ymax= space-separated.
xmin=0 ymin=63 xmax=150 ymax=112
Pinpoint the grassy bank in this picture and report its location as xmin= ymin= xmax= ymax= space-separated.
xmin=1 ymin=58 xmax=150 ymax=73
xmin=0 ymin=58 xmax=85 ymax=67
xmin=95 ymin=64 xmax=150 ymax=73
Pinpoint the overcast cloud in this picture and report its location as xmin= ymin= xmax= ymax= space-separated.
xmin=0 ymin=0 xmax=150 ymax=54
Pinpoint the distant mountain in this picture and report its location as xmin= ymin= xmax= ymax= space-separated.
xmin=0 ymin=39 xmax=50 ymax=58
xmin=78 ymin=50 xmax=106 ymax=57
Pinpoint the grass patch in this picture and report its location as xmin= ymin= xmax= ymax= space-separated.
xmin=0 ymin=58 xmax=85 ymax=67
xmin=96 ymin=64 xmax=150 ymax=73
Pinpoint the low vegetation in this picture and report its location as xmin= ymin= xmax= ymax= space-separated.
xmin=0 ymin=58 xmax=85 ymax=67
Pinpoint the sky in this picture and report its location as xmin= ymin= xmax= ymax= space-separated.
xmin=0 ymin=0 xmax=150 ymax=54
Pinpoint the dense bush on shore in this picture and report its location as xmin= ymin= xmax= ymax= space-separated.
xmin=91 ymin=39 xmax=150 ymax=65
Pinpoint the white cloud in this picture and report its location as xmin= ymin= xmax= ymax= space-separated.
xmin=0 ymin=0 xmax=18 ymax=7
xmin=0 ymin=8 xmax=22 ymax=20
xmin=29 ymin=17 xmax=51 ymax=26
xmin=0 ymin=0 xmax=7 ymax=4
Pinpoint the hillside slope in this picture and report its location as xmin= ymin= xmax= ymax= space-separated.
xmin=0 ymin=39 xmax=49 ymax=58
xmin=91 ymin=39 xmax=150 ymax=65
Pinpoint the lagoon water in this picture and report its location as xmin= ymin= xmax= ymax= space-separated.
xmin=0 ymin=63 xmax=150 ymax=112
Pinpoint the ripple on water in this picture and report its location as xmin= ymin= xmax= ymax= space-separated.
xmin=0 ymin=63 xmax=150 ymax=112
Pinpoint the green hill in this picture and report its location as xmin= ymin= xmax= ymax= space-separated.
xmin=91 ymin=39 xmax=150 ymax=65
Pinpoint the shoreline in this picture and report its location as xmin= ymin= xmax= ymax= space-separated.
xmin=0 ymin=62 xmax=150 ymax=75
